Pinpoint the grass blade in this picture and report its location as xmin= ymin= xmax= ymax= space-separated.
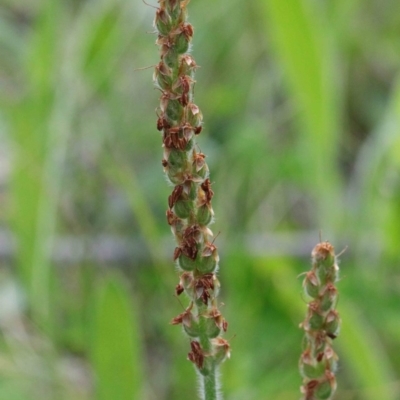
xmin=91 ymin=274 xmax=144 ymax=400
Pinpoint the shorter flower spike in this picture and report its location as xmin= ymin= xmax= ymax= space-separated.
xmin=299 ymin=241 xmax=341 ymax=400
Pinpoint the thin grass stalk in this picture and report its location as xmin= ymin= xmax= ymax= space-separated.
xmin=151 ymin=1 xmax=230 ymax=399
xmin=299 ymin=242 xmax=341 ymax=400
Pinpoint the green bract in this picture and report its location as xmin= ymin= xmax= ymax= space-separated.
xmin=197 ymin=254 xmax=217 ymax=274
xmin=174 ymin=199 xmax=192 ymax=219
xmin=175 ymin=32 xmax=190 ymax=54
xmin=178 ymin=253 xmax=196 ymax=271
xmin=301 ymin=359 xmax=326 ymax=379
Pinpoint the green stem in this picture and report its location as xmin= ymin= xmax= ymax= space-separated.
xmin=198 ymin=304 xmax=219 ymax=400
xmin=201 ymin=367 xmax=218 ymax=400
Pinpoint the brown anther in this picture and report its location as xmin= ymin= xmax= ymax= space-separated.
xmin=201 ymin=273 xmax=215 ymax=289
xmin=195 ymin=273 xmax=215 ymax=304
xmin=302 ymin=379 xmax=318 ymax=400
xmin=181 ymin=174 xmax=199 ymax=195
xmin=181 ymin=122 xmax=194 ymax=140
xmin=222 ymin=319 xmax=228 ymax=332
xmin=314 ymin=331 xmax=327 ymax=351
xmin=168 ymin=185 xmax=183 ymax=209
xmin=175 ymin=283 xmax=184 ymax=296
xmin=180 ymin=75 xmax=191 ymax=93
xmin=300 ymin=348 xmax=312 ymax=365
xmin=212 ymin=337 xmax=230 ymax=349
xmin=173 ymin=246 xmax=182 ymax=261
xmin=180 ymin=23 xmax=194 ymax=40
xmin=183 ymin=224 xmax=201 ymax=240
xmin=155 ymin=60 xmax=170 ymax=75
xmin=208 ymin=308 xmax=228 ymax=332
xmin=160 ymin=91 xmax=172 ymax=113
xmin=201 ymin=178 xmax=214 ymax=204
xmin=211 ymin=337 xmax=231 ymax=359
xmin=312 ymin=241 xmax=335 ymax=264
xmin=158 ymin=37 xmax=174 ymax=56
xmin=163 ymin=134 xmax=173 ymax=148
xmin=158 ymin=42 xmax=168 ymax=57
xmin=179 ymin=92 xmax=189 ymax=106
xmin=188 ymin=102 xmax=200 ymax=116
xmin=202 ymin=241 xmax=217 ymax=257
xmin=208 ymin=308 xmax=221 ymax=319
xmin=181 ymin=237 xmax=198 ymax=260
xmin=155 ymin=8 xmax=169 ymax=25
xmin=164 ymin=126 xmax=188 ymax=150
xmin=188 ymin=340 xmax=204 ymax=369
xmin=166 ymin=209 xmax=177 ymax=225
xmin=157 ymin=116 xmax=164 ymax=131
xmin=194 ymin=125 xmax=202 ymax=134
xmin=200 ymin=290 xmax=210 ymax=304
xmin=308 ymin=301 xmax=319 ymax=313
xmin=162 ymin=117 xmax=171 ymax=130
xmin=180 ymin=54 xmax=197 ymax=70
xmin=324 ymin=282 xmax=338 ymax=297
xmin=179 ymin=139 xmax=187 ymax=150
xmin=162 ymin=159 xmax=168 ymax=167
xmin=305 ymin=270 xmax=318 ymax=286
xmin=193 ymin=152 xmax=206 ymax=171
xmin=171 ymin=303 xmax=193 ymax=327
xmin=156 ymin=108 xmax=170 ymax=132
xmin=172 ymin=74 xmax=193 ymax=97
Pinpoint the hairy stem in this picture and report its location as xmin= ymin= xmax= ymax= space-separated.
xmin=202 ymin=370 xmax=218 ymax=400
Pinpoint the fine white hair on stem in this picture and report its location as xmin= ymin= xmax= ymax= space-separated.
xmin=196 ymin=368 xmax=222 ymax=400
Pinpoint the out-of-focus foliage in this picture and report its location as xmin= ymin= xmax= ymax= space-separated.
xmin=0 ymin=0 xmax=398 ymax=399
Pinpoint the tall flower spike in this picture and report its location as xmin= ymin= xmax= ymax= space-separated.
xmin=152 ymin=1 xmax=229 ymax=399
xmin=299 ymin=241 xmax=341 ymax=400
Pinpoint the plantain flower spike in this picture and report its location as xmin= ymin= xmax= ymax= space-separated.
xmin=299 ymin=241 xmax=341 ymax=400
xmin=152 ymin=1 xmax=229 ymax=398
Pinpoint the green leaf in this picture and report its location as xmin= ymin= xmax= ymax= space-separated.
xmin=339 ymin=303 xmax=396 ymax=400
xmin=10 ymin=0 xmax=65 ymax=334
xmin=261 ymin=0 xmax=342 ymax=226
xmin=350 ymin=76 xmax=400 ymax=260
xmin=91 ymin=274 xmax=144 ymax=400
xmin=80 ymin=0 xmax=132 ymax=94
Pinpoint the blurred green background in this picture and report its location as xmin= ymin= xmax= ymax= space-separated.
xmin=0 ymin=0 xmax=399 ymax=399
